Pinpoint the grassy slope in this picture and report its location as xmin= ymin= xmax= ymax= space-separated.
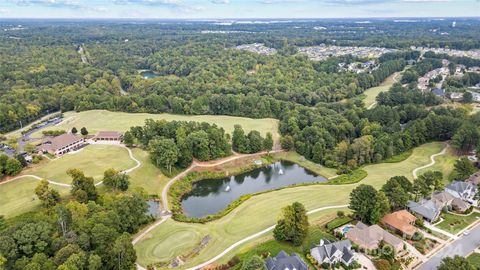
xmin=467 ymin=253 xmax=480 ymax=267
xmin=25 ymin=145 xmax=136 ymax=184
xmin=29 ymin=110 xmax=280 ymax=143
xmin=0 ymin=177 xmax=70 ymax=217
xmin=128 ymin=148 xmax=170 ymax=197
xmin=135 ymin=142 xmax=444 ymax=268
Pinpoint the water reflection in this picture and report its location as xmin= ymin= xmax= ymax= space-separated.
xmin=181 ymin=160 xmax=326 ymax=217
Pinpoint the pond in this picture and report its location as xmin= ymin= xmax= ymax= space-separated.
xmin=181 ymin=160 xmax=327 ymax=217
xmin=140 ymin=70 xmax=160 ymax=79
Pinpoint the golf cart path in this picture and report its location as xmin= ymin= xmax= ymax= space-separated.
xmin=135 ymin=204 xmax=348 ymax=270
xmin=412 ymin=143 xmax=449 ymax=179
xmin=1 ymin=145 xmax=141 ymax=188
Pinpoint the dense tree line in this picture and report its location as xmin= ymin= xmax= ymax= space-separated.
xmin=128 ymin=119 xmax=232 ymax=172
xmin=0 ymin=168 xmax=150 ymax=270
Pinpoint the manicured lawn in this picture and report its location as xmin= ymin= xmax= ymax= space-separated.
xmin=467 ymin=252 xmax=480 ymax=267
xmin=436 ymin=212 xmax=480 ymax=234
xmin=0 ymin=177 xmax=70 ymax=218
xmin=134 ymin=142 xmax=445 ymax=268
xmin=128 ymin=148 xmax=170 ymax=197
xmin=273 ymin=151 xmax=337 ymax=179
xmin=326 ymin=216 xmax=352 ymax=231
xmin=29 ymin=110 xmax=280 ymax=143
xmin=26 ymin=144 xmax=137 ymax=184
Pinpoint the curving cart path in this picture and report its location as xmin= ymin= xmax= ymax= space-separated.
xmin=412 ymin=143 xmax=449 ymax=179
xmin=134 ymin=142 xmax=451 ymax=270
xmin=1 ymin=145 xmax=141 ymax=188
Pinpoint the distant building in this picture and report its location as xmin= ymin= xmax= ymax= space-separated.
xmin=432 ymin=88 xmax=445 ymax=97
xmin=37 ymin=133 xmax=85 ymax=156
xmin=92 ymin=131 xmax=123 ymax=142
xmin=467 ymin=172 xmax=480 ymax=185
xmin=310 ymin=239 xmax=355 ymax=266
xmin=265 ymin=251 xmax=308 ymax=270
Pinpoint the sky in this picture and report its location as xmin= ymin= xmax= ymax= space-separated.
xmin=0 ymin=0 xmax=479 ymax=19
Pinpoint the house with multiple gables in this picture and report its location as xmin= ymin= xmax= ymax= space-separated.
xmin=310 ymin=239 xmax=355 ymax=266
xmin=265 ymin=251 xmax=308 ymax=270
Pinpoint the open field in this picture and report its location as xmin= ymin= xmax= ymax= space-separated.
xmin=25 ymin=144 xmax=137 ymax=184
xmin=436 ymin=212 xmax=480 ymax=234
xmin=0 ymin=177 xmax=70 ymax=218
xmin=134 ymin=142 xmax=446 ymax=268
xmin=29 ymin=110 xmax=280 ymax=143
xmin=362 ymin=72 xmax=400 ymax=109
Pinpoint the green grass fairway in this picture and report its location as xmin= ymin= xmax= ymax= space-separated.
xmin=362 ymin=72 xmax=400 ymax=109
xmin=417 ymin=145 xmax=459 ymax=183
xmin=30 ymin=110 xmax=280 ymax=143
xmin=0 ymin=177 xmax=70 ymax=218
xmin=135 ymin=142 xmax=445 ymax=268
xmin=26 ymin=144 xmax=137 ymax=184
xmin=273 ymin=151 xmax=338 ymax=178
xmin=436 ymin=212 xmax=480 ymax=234
xmin=467 ymin=252 xmax=480 ymax=267
xmin=128 ymin=148 xmax=170 ymax=197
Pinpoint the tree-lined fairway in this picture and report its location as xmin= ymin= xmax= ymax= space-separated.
xmin=30 ymin=110 xmax=280 ymax=143
xmin=134 ymin=142 xmax=445 ymax=268
xmin=362 ymin=72 xmax=400 ymax=109
xmin=0 ymin=177 xmax=70 ymax=218
xmin=26 ymin=144 xmax=137 ymax=184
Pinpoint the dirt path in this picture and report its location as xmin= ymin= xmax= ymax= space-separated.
xmin=412 ymin=143 xmax=449 ymax=179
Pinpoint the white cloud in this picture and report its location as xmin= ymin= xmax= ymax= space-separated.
xmin=211 ymin=0 xmax=230 ymax=4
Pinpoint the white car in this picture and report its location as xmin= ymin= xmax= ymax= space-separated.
xmin=464 ymin=230 xmax=471 ymax=236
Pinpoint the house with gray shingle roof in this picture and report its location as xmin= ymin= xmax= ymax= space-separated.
xmin=445 ymin=181 xmax=477 ymax=206
xmin=265 ymin=251 xmax=308 ymax=270
xmin=407 ymin=199 xmax=442 ymax=223
xmin=310 ymin=239 xmax=355 ymax=266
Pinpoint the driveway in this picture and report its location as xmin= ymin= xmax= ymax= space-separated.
xmin=356 ymin=253 xmax=377 ymax=270
xmin=417 ymin=222 xmax=480 ymax=270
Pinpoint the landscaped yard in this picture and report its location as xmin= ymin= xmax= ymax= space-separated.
xmin=467 ymin=252 xmax=480 ymax=267
xmin=29 ymin=110 xmax=280 ymax=143
xmin=26 ymin=144 xmax=137 ymax=184
xmin=134 ymin=142 xmax=447 ymax=268
xmin=0 ymin=177 xmax=70 ymax=218
xmin=436 ymin=212 xmax=480 ymax=234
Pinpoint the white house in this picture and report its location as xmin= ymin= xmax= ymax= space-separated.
xmin=310 ymin=239 xmax=355 ymax=266
xmin=445 ymin=181 xmax=478 ymax=206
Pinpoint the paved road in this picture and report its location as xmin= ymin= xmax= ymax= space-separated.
xmin=417 ymin=222 xmax=480 ymax=270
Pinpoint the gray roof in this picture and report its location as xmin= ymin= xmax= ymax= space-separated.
xmin=310 ymin=239 xmax=353 ymax=263
xmin=432 ymin=88 xmax=445 ymax=96
xmin=265 ymin=251 xmax=308 ymax=270
xmin=408 ymin=200 xmax=441 ymax=221
xmin=446 ymin=181 xmax=476 ymax=194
